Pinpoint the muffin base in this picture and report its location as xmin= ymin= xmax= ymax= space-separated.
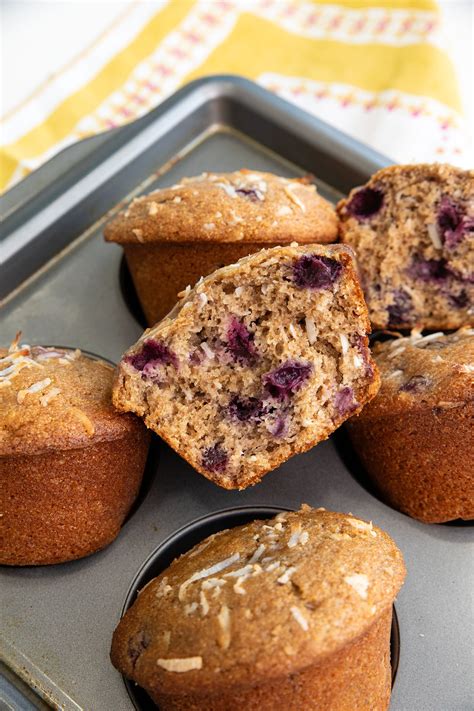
xmin=0 ymin=429 xmax=150 ymax=565
xmin=347 ymin=402 xmax=474 ymax=523
xmin=147 ymin=608 xmax=393 ymax=711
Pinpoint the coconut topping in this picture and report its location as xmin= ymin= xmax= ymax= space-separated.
xmin=17 ymin=378 xmax=52 ymax=404
xmin=157 ymin=657 xmax=203 ymax=672
xmin=217 ymin=605 xmax=231 ymax=649
xmin=39 ymin=387 xmax=61 ymax=407
xmin=344 ymin=573 xmax=369 ymax=599
xmin=305 ymin=317 xmax=317 ymax=345
xmin=284 ymin=184 xmax=306 ymax=212
xmin=178 ymin=553 xmax=241 ymax=601
xmin=290 ymin=606 xmax=309 ymax=631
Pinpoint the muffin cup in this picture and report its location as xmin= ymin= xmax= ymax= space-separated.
xmin=0 ymin=349 xmax=151 ymax=566
xmin=118 ymin=506 xmax=400 ymax=711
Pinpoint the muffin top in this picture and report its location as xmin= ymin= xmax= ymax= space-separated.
xmin=359 ymin=328 xmax=474 ymax=418
xmin=0 ymin=334 xmax=143 ymax=456
xmin=104 ymin=170 xmax=338 ymax=245
xmin=111 ymin=506 xmax=405 ymax=695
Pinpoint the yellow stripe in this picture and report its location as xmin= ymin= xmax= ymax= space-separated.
xmin=184 ymin=12 xmax=460 ymax=111
xmin=0 ymin=0 xmax=195 ymax=189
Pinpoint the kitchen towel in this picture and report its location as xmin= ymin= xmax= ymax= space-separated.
xmin=1 ymin=0 xmax=469 ymax=193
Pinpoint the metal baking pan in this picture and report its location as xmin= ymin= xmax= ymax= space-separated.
xmin=1 ymin=75 xmax=472 ymax=711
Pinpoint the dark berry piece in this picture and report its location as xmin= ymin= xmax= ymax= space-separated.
xmin=447 ymin=290 xmax=469 ymax=309
xmin=293 ymin=255 xmax=342 ymax=290
xmin=128 ymin=630 xmax=150 ymax=668
xmin=235 ymin=188 xmax=262 ymax=201
xmin=437 ymin=196 xmax=461 ymax=234
xmin=228 ymin=396 xmax=265 ymax=422
xmin=400 ymin=375 xmax=431 ymax=393
xmin=334 ymin=387 xmax=358 ymax=416
xmin=269 ymin=416 xmax=289 ymax=438
xmin=445 ymin=215 xmax=474 ymax=249
xmin=387 ymin=289 xmax=413 ymax=326
xmin=202 ymin=444 xmax=228 ymax=473
xmin=408 ymin=257 xmax=449 ymax=283
xmin=437 ymin=197 xmax=474 ymax=249
xmin=263 ymin=360 xmax=312 ymax=400
xmin=346 ymin=187 xmax=384 ymax=219
xmin=126 ymin=339 xmax=177 ymax=372
xmin=226 ymin=317 xmax=257 ymax=364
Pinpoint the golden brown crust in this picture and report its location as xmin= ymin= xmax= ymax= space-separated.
xmin=110 ymin=507 xmax=405 ymax=707
xmin=146 ymin=610 xmax=393 ymax=710
xmin=0 ymin=343 xmax=144 ymax=456
xmin=0 ymin=429 xmax=150 ymax=565
xmin=112 ymin=244 xmax=380 ymax=489
xmin=347 ymin=329 xmax=474 ymax=522
xmin=104 ymin=170 xmax=338 ymax=246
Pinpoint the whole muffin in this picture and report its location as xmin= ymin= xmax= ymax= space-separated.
xmin=105 ymin=170 xmax=339 ymax=325
xmin=347 ymin=328 xmax=474 ymax=523
xmin=337 ymin=163 xmax=474 ymax=330
xmin=112 ymin=243 xmax=379 ymax=490
xmin=0 ymin=335 xmax=151 ymax=565
xmin=111 ymin=505 xmax=405 ymax=711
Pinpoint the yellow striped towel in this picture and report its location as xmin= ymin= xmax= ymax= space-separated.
xmin=0 ymin=0 xmax=469 ymax=194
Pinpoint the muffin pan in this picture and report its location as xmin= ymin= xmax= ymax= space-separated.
xmin=0 ymin=76 xmax=472 ymax=710
xmin=120 ymin=506 xmax=401 ymax=711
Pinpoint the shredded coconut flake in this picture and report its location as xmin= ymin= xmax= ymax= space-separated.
xmin=200 ymin=590 xmax=209 ymax=616
xmin=305 ymin=317 xmax=317 ymax=344
xmin=344 ymin=573 xmax=369 ymax=599
xmin=17 ymin=378 xmax=52 ymax=404
xmin=386 ymin=369 xmax=403 ymax=380
xmin=277 ymin=205 xmax=293 ymax=217
xmin=288 ymin=523 xmax=302 ymax=548
xmin=184 ymin=602 xmax=199 ymax=615
xmin=284 ymin=184 xmax=306 ymax=212
xmin=277 ymin=566 xmax=297 ymax=584
xmin=70 ymin=407 xmax=95 ymax=436
xmin=340 ymin=334 xmax=350 ymax=354
xmin=248 ymin=543 xmax=265 ymax=564
xmin=288 ymin=323 xmax=297 ymax=339
xmin=156 ymin=577 xmax=172 ymax=598
xmin=200 ymin=342 xmax=215 ymax=359
xmin=217 ymin=182 xmax=237 ymax=199
xmin=347 ymin=518 xmax=377 ymax=537
xmin=39 ymin=387 xmax=61 ymax=406
xmin=217 ymin=605 xmax=231 ymax=649
xmin=157 ymin=657 xmax=202 ymax=672
xmin=148 ymin=202 xmax=159 ymax=216
xmin=427 ymin=223 xmax=442 ymax=249
xmin=458 ymin=363 xmax=474 ymax=373
xmin=203 ymin=222 xmax=215 ymax=231
xmin=233 ymin=577 xmax=246 ymax=595
xmin=201 ymin=578 xmax=226 ymax=590
xmin=290 ymin=606 xmax=309 ymax=631
xmin=179 ymin=553 xmax=240 ymax=601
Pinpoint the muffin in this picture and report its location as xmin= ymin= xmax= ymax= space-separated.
xmin=0 ymin=335 xmax=151 ymax=565
xmin=337 ymin=164 xmax=474 ymax=330
xmin=111 ymin=505 xmax=406 ymax=711
xmin=346 ymin=328 xmax=474 ymax=523
xmin=105 ymin=170 xmax=339 ymax=325
xmin=112 ymin=243 xmax=379 ymax=490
